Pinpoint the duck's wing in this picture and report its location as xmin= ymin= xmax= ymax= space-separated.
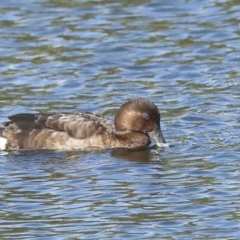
xmin=8 ymin=113 xmax=39 ymax=131
xmin=9 ymin=113 xmax=114 ymax=139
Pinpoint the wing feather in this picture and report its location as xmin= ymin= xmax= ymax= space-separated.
xmin=35 ymin=113 xmax=113 ymax=139
xmin=8 ymin=112 xmax=114 ymax=139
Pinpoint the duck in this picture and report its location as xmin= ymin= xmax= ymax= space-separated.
xmin=0 ymin=98 xmax=168 ymax=151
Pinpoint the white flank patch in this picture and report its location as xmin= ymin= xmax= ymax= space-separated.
xmin=0 ymin=137 xmax=7 ymax=150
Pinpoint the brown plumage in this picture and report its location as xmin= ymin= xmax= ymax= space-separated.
xmin=0 ymin=98 xmax=167 ymax=150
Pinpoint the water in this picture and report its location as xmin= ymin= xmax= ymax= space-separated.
xmin=0 ymin=0 xmax=240 ymax=238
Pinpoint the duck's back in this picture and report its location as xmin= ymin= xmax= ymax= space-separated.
xmin=0 ymin=112 xmax=115 ymax=150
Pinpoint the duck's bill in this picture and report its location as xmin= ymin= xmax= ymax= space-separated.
xmin=147 ymin=125 xmax=169 ymax=148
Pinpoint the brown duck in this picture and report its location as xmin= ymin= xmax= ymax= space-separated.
xmin=0 ymin=98 xmax=168 ymax=150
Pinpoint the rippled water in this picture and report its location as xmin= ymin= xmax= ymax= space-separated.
xmin=0 ymin=0 xmax=240 ymax=238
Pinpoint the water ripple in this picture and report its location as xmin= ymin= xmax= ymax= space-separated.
xmin=1 ymin=0 xmax=240 ymax=238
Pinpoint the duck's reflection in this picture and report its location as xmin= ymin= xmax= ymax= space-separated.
xmin=54 ymin=147 xmax=164 ymax=163
xmin=111 ymin=147 xmax=164 ymax=162
xmin=4 ymin=147 xmax=164 ymax=164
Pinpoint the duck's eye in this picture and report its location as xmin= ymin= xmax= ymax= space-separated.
xmin=143 ymin=113 xmax=150 ymax=120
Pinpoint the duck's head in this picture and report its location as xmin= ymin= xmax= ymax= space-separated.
xmin=114 ymin=98 xmax=167 ymax=147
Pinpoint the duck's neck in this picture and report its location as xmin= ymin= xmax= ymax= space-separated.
xmin=114 ymin=131 xmax=150 ymax=149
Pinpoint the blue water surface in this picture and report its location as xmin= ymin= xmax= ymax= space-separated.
xmin=0 ymin=0 xmax=240 ymax=239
